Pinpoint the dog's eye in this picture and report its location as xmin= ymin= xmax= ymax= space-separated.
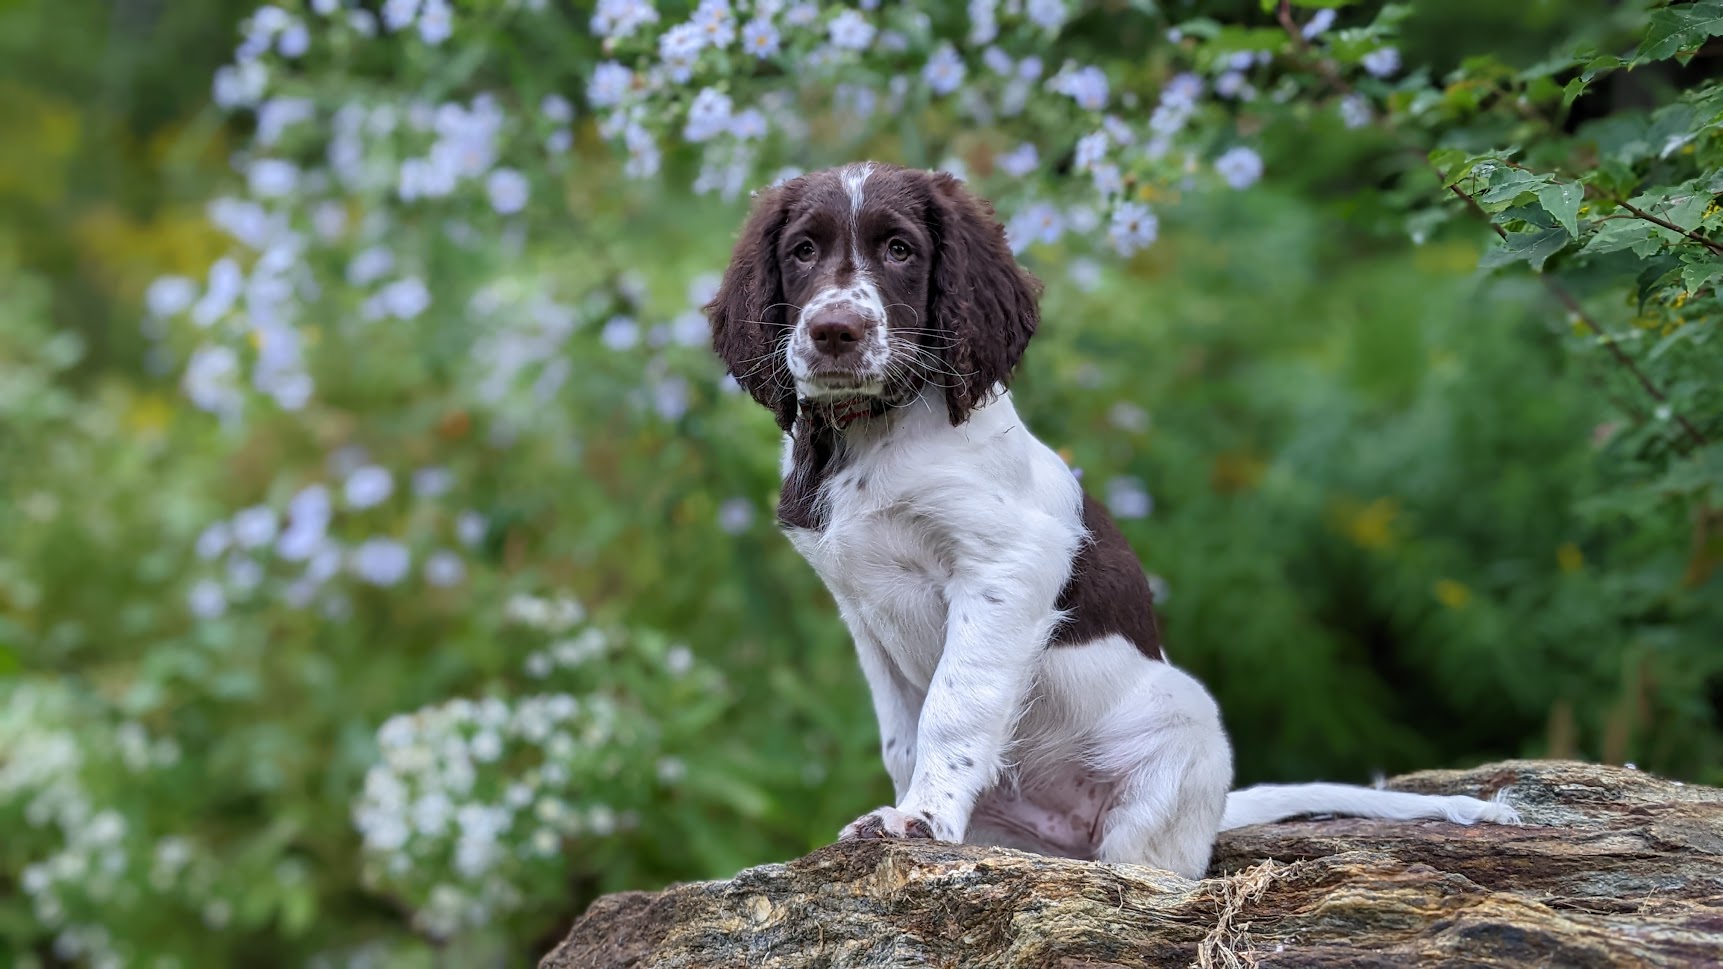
xmin=791 ymin=241 xmax=817 ymax=263
xmin=886 ymin=239 xmax=912 ymax=262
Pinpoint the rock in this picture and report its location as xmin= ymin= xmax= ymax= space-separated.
xmin=540 ymin=760 xmax=1723 ymax=968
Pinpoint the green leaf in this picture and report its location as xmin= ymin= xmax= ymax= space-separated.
xmin=1479 ymin=225 xmax=1571 ymax=271
xmin=1476 ymin=167 xmax=1553 ymax=208
xmin=1579 ymin=219 xmax=1665 ymax=257
xmin=1536 ymin=182 xmax=1584 ymax=236
xmin=1636 ymin=0 xmax=1723 ymax=64
xmin=1681 ymin=262 xmax=1723 ymax=291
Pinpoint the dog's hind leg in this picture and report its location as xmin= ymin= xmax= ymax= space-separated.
xmin=1087 ymin=661 xmax=1234 ymax=879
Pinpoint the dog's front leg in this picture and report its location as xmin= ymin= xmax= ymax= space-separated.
xmin=836 ymin=601 xmax=922 ymax=801
xmin=840 ymin=581 xmax=1048 ymax=844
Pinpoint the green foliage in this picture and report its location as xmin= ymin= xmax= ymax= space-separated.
xmin=1 ymin=0 xmax=1720 ymax=966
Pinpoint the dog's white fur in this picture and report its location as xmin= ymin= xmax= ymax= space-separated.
xmin=779 ymin=382 xmax=1518 ymax=878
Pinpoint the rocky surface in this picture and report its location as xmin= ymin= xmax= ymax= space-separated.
xmin=541 ymin=760 xmax=1723 ymax=968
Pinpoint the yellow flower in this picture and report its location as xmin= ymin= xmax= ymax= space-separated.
xmin=1557 ymin=542 xmax=1584 ymax=573
xmin=1339 ymin=497 xmax=1400 ymax=551
xmin=126 ymin=393 xmax=173 ymax=437
xmin=1433 ymin=579 xmax=1471 ymax=609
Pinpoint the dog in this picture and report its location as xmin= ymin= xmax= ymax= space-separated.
xmin=703 ymin=161 xmax=1519 ymax=878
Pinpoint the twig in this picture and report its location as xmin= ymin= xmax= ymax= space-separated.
xmin=1495 ymin=159 xmax=1723 ymax=257
xmin=1608 ymin=195 xmax=1723 ymax=256
xmin=1437 ymin=166 xmax=1709 ymax=448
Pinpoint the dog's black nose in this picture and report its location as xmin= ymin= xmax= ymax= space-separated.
xmin=807 ymin=311 xmax=867 ymax=357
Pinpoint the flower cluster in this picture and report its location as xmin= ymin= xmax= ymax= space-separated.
xmin=1 ymin=683 xmax=204 ymax=969
xmin=352 ymin=595 xmax=717 ymax=939
xmin=186 ymin=456 xmax=480 ymax=620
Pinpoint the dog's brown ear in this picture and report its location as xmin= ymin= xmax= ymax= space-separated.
xmin=925 ymin=171 xmax=1043 ymax=426
xmin=705 ymin=182 xmax=799 ymax=431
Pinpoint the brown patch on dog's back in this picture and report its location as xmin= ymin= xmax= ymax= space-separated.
xmin=1049 ymin=491 xmax=1164 ymax=661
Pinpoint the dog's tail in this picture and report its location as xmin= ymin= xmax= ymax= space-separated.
xmin=1219 ymin=780 xmax=1521 ymax=831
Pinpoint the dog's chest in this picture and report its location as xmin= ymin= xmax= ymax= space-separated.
xmin=783 ymin=450 xmax=958 ymax=686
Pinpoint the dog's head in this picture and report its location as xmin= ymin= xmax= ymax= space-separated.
xmin=704 ymin=162 xmax=1043 ymax=430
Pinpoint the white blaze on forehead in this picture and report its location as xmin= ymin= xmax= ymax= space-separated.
xmin=841 ymin=162 xmax=875 ymax=266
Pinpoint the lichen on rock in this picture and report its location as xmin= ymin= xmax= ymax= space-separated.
xmin=541 ymin=760 xmax=1723 ymax=968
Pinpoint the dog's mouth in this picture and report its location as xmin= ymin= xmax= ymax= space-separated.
xmin=797 ymin=368 xmax=885 ymax=399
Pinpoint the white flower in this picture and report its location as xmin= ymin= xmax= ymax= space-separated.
xmin=784 ymin=2 xmax=817 ymax=26
xmin=692 ymin=0 xmax=736 ymax=47
xmin=277 ymin=22 xmax=310 ymax=57
xmin=351 ymin=539 xmax=411 ymax=586
xmin=191 ymin=257 xmax=243 ymax=327
xmin=541 ymin=93 xmax=574 ymax=123
xmin=718 ymin=497 xmax=754 ymax=534
xmin=656 ymin=757 xmax=687 ymax=784
xmin=212 ymin=61 xmax=268 ymax=109
xmin=1107 ymin=202 xmax=1159 ymax=256
xmin=381 ymin=0 xmax=419 ymax=31
xmin=456 ymin=510 xmax=486 ymax=547
xmin=196 ymin=522 xmax=232 ymax=560
xmin=1362 ymin=46 xmax=1400 ymax=78
xmin=622 ymin=123 xmax=661 ymax=178
xmin=412 ymin=467 xmax=454 ymax=498
xmin=590 ymin=0 xmax=658 ymax=39
xmin=247 ymin=158 xmax=300 ymax=198
xmin=665 ymin=644 xmax=694 ymax=676
xmin=827 ymin=9 xmax=875 ymax=50
xmin=922 ymin=43 xmax=966 ymax=96
xmin=728 ymin=107 xmax=768 ymax=140
xmin=418 ymin=0 xmax=452 ymax=44
xmin=1091 ymin=162 xmax=1123 ymax=196
xmin=378 ymin=277 xmax=431 ymax=319
xmin=226 ymin=555 xmax=265 ymax=592
xmin=1215 ymin=71 xmax=1248 ymax=99
xmin=344 ymin=466 xmax=394 ymax=509
xmin=1049 ymin=64 xmax=1107 ymax=110
xmin=1162 ymin=72 xmax=1203 ymax=109
xmin=182 ymin=344 xmax=241 ymax=415
xmin=470 ymin=730 xmax=503 ymax=762
xmin=1074 ymin=131 xmax=1109 ymax=171
xmin=232 ymin=505 xmax=280 ymax=548
xmin=968 ymin=0 xmax=998 ymax=44
xmin=307 ymin=543 xmax=343 ymax=584
xmin=653 ymin=375 xmax=689 ymax=421
xmin=601 ymin=315 xmax=640 ymax=350
xmin=997 ymin=143 xmax=1039 ymax=178
xmin=424 ymin=550 xmax=466 ymax=587
xmin=311 ymin=0 xmax=338 ymax=13
xmin=658 ymin=23 xmax=704 ymax=82
xmin=1106 ymin=476 xmax=1153 ymax=519
xmin=1214 ymin=145 xmax=1263 ymax=189
xmin=188 ymin=579 xmax=227 ymax=619
xmin=1339 ymin=94 xmax=1372 ymax=129
xmin=486 ymin=168 xmax=530 ymax=214
xmin=348 ymin=247 xmax=395 ymax=286
xmin=1302 ymin=7 xmax=1336 ymax=39
xmin=742 ymin=17 xmax=779 ymax=57
xmin=587 ymin=62 xmax=634 ymax=109
xmin=683 ymin=87 xmax=733 ymax=142
xmin=1025 ymin=0 xmax=1066 ymax=31
xmin=145 ymin=275 xmax=197 ymax=317
xmin=1067 ymin=257 xmax=1103 ymax=292
xmin=546 ymin=128 xmax=574 ymax=153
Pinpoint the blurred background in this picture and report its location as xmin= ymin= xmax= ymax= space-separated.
xmin=2 ymin=0 xmax=1719 ymax=965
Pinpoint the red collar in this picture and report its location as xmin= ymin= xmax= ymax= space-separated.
xmin=801 ymin=396 xmax=882 ymax=429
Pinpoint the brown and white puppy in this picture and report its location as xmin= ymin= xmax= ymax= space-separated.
xmin=705 ymin=161 xmax=1518 ymax=877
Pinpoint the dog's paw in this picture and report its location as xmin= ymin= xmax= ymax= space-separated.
xmin=839 ymin=806 xmax=938 ymax=842
xmin=1440 ymin=793 xmax=1522 ymax=826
